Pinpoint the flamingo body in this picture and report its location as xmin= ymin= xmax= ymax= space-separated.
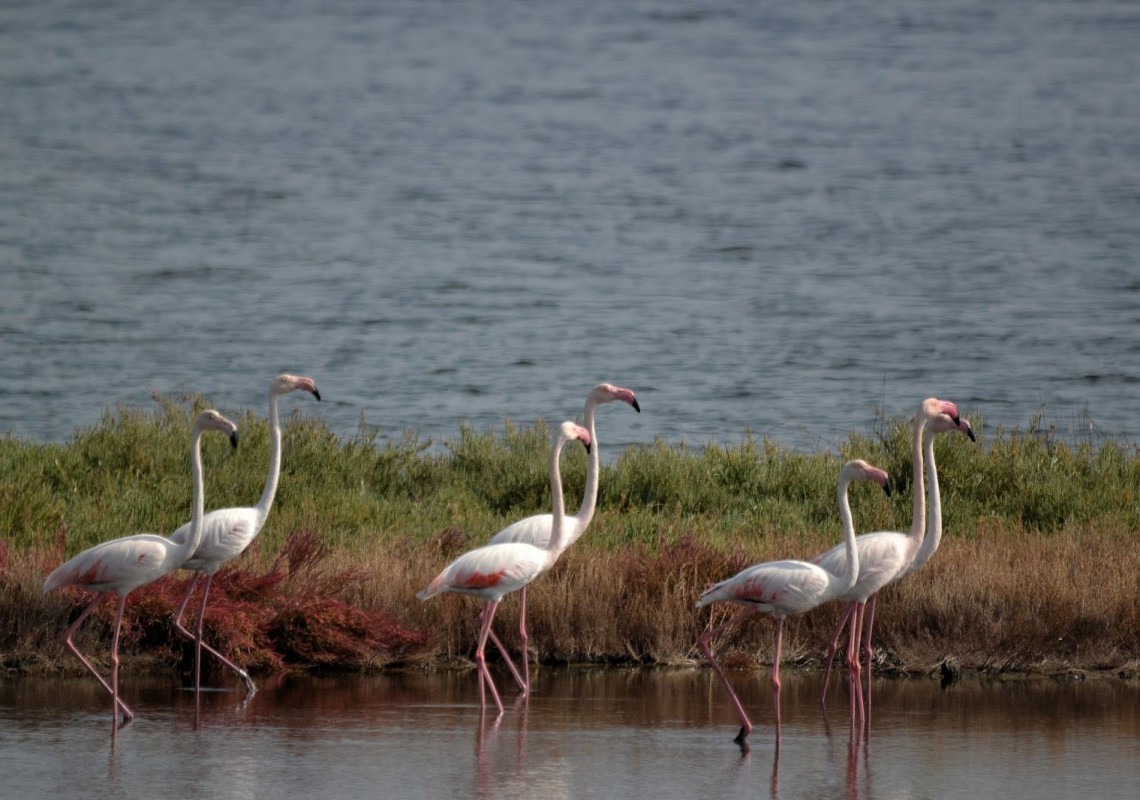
xmin=697 ymin=560 xmax=837 ymax=617
xmin=45 ymin=535 xmax=195 ymax=595
xmin=416 ymin=542 xmax=549 ymax=603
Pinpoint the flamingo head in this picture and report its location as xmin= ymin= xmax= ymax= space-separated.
xmin=920 ymin=397 xmax=960 ymax=426
xmin=841 ymin=459 xmax=892 ymax=496
xmin=273 ymin=374 xmax=321 ymax=401
xmin=589 ymin=382 xmax=641 ymax=413
xmin=929 ymin=412 xmax=977 ymax=442
xmin=195 ymin=409 xmax=239 ymax=449
xmin=559 ymin=420 xmax=592 ymax=454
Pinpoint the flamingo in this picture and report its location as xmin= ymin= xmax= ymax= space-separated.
xmin=484 ymin=382 xmax=639 ymax=695
xmin=169 ymin=373 xmax=320 ymax=694
xmin=696 ymin=459 xmax=892 ymax=744
xmin=812 ymin=398 xmax=967 ymax=701
xmin=417 ymin=420 xmax=592 ymax=717
xmin=43 ymin=409 xmax=239 ymax=727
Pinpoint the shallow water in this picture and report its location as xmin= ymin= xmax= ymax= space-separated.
xmin=2 ymin=0 xmax=1139 ymax=451
xmin=1 ymin=668 xmax=1137 ymax=799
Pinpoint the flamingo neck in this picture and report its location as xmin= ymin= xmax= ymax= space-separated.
xmin=834 ymin=474 xmax=859 ymax=594
xmin=177 ymin=427 xmax=208 ymax=563
xmin=576 ymin=400 xmax=601 ymax=525
xmin=546 ymin=437 xmax=569 ymax=556
xmin=911 ymin=425 xmax=942 ymax=570
xmin=255 ymin=390 xmax=283 ymax=519
xmin=908 ymin=405 xmax=927 ymax=548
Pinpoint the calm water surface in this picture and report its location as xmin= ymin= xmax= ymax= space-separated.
xmin=1 ymin=669 xmax=1137 ymax=799
xmin=2 ymin=0 xmax=1139 ymax=451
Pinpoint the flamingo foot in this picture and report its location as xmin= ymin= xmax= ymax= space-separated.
xmin=733 ymin=724 xmax=752 ymax=745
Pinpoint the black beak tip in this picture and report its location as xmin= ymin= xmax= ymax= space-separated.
xmin=313 ymin=389 xmax=322 ymax=402
xmin=584 ymin=442 xmax=592 ymax=454
xmin=631 ymin=398 xmax=641 ymax=413
xmin=966 ymin=427 xmax=976 ymax=443
xmin=883 ymin=480 xmax=892 ymax=497
xmin=230 ymin=432 xmax=239 ymax=449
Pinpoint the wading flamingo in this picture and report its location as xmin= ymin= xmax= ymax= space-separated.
xmin=169 ymin=373 xmax=320 ymax=694
xmin=696 ymin=459 xmax=892 ymax=744
xmin=812 ymin=398 xmax=965 ymax=702
xmin=484 ymin=382 xmax=639 ymax=695
xmin=417 ymin=421 xmax=591 ymax=717
xmin=43 ymin=409 xmax=239 ymax=727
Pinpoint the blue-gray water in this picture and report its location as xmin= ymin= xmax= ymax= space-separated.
xmin=2 ymin=670 xmax=1138 ymax=800
xmin=2 ymin=0 xmax=1138 ymax=451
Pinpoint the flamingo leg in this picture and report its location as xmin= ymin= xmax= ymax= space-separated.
xmin=819 ymin=602 xmax=855 ymax=703
xmin=849 ymin=602 xmax=866 ymax=730
xmin=474 ymin=601 xmax=505 ymax=716
xmin=108 ymin=594 xmax=129 ymax=729
xmin=861 ymin=593 xmax=879 ymax=726
xmin=193 ymin=574 xmax=213 ymax=694
xmin=517 ymin=586 xmax=530 ymax=696
xmin=487 ymin=628 xmax=526 ymax=693
xmin=861 ymin=593 xmax=879 ymax=682
xmin=697 ymin=608 xmax=756 ymax=743
xmin=172 ymin=573 xmax=256 ymax=695
xmin=771 ymin=617 xmax=784 ymax=746
xmin=60 ymin=595 xmax=134 ymax=722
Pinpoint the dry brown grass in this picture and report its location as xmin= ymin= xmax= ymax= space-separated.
xmin=309 ymin=518 xmax=1140 ymax=679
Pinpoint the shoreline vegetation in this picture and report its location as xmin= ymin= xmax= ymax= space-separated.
xmin=2 ymin=392 xmax=1138 ymax=683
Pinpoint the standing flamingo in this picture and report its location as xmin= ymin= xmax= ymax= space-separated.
xmin=696 ymin=459 xmax=892 ymax=744
xmin=169 ymin=373 xmax=319 ymax=695
xmin=813 ymin=398 xmax=966 ymax=702
xmin=43 ymin=409 xmax=239 ymax=727
xmin=484 ymin=382 xmax=639 ymax=695
xmin=417 ymin=420 xmax=592 ymax=717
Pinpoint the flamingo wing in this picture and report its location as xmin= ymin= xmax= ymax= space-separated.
xmin=44 ymin=534 xmax=173 ymax=594
xmin=698 ymin=560 xmax=831 ymax=615
xmin=417 ymin=543 xmax=548 ymax=602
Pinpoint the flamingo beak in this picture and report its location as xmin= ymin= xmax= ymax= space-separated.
xmin=230 ymin=431 xmax=239 ymax=449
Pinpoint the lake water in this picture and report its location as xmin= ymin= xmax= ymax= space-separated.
xmin=1 ymin=668 xmax=1137 ymax=799
xmin=1 ymin=0 xmax=1138 ymax=452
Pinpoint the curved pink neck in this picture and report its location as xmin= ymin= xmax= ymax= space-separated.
xmin=834 ymin=472 xmax=859 ymax=593
xmin=255 ymin=388 xmax=283 ymax=519
xmin=907 ymin=405 xmax=927 ymax=551
xmin=576 ymin=399 xmax=601 ymax=525
xmin=547 ymin=436 xmax=569 ymax=555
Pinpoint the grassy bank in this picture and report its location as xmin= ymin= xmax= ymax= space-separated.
xmin=2 ymin=392 xmax=1138 ymax=680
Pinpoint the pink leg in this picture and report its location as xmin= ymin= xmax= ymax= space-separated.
xmin=61 ymin=595 xmax=133 ymax=722
xmin=697 ymin=609 xmax=756 ymax=744
xmin=849 ymin=602 xmax=866 ymax=730
xmin=488 ymin=628 xmax=527 ymax=693
xmin=517 ymin=586 xmax=530 ymax=696
xmin=861 ymin=593 xmax=879 ymax=682
xmin=193 ymin=574 xmax=212 ymax=694
xmin=771 ymin=617 xmax=784 ymax=746
xmin=819 ymin=602 xmax=855 ymax=703
xmin=474 ymin=601 xmax=505 ymax=716
xmin=861 ymin=593 xmax=879 ymax=725
xmin=173 ymin=572 xmax=256 ymax=694
xmin=108 ymin=594 xmax=129 ymax=729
